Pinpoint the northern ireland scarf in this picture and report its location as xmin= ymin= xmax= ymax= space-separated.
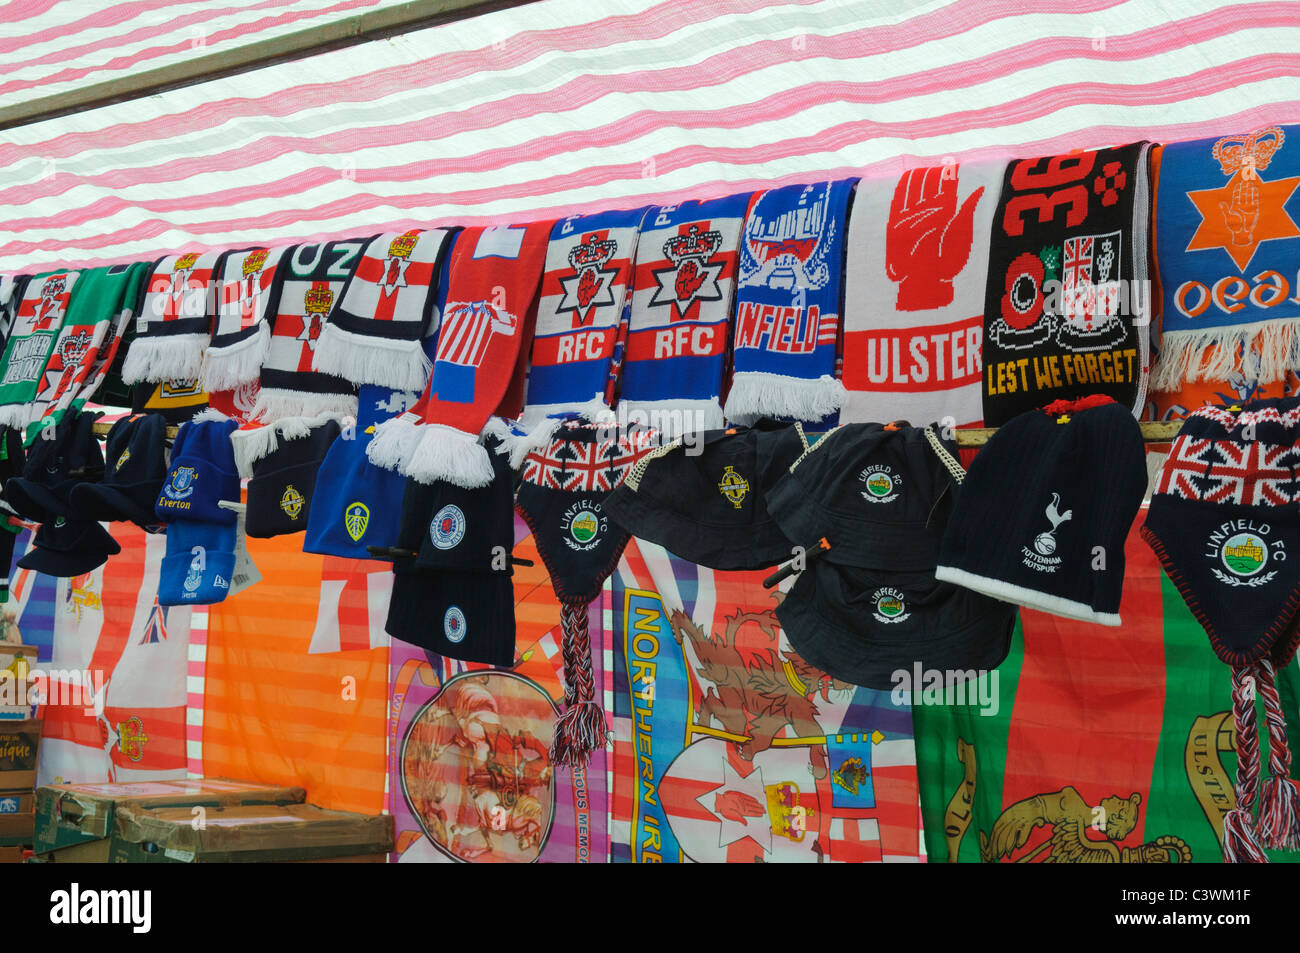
xmin=122 ymin=251 xmax=219 ymax=384
xmin=842 ymin=161 xmax=1003 ymax=429
xmin=313 ymin=228 xmax=453 ymax=392
xmin=0 ymin=270 xmax=79 ymax=427
xmin=367 ymin=222 xmax=551 ymax=487
xmin=1151 ymin=125 xmax=1300 ymax=393
xmin=725 ymin=179 xmax=855 ymax=426
xmin=982 ymin=142 xmax=1153 ymax=426
xmin=511 ymin=208 xmax=647 ymax=457
xmin=619 ymin=193 xmax=755 ymax=439
xmin=515 ymin=420 xmax=657 ymax=766
xmin=201 ymin=245 xmax=292 ymax=393
xmin=253 ymin=238 xmax=372 ymax=422
xmin=0 ymin=274 xmax=27 ymax=344
xmin=1143 ymin=399 xmax=1300 ymax=861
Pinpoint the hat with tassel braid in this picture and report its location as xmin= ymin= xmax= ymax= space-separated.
xmin=1143 ymin=397 xmax=1300 ymax=862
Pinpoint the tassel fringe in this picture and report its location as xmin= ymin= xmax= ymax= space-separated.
xmin=550 ymin=600 xmax=607 ymax=768
xmin=121 ymin=333 xmax=209 ymax=385
xmin=368 ymin=418 xmax=494 ymax=487
xmin=0 ymin=404 xmax=37 ymax=429
xmin=230 ymin=411 xmax=353 ymax=478
xmin=1257 ymin=658 xmax=1300 ymax=850
xmin=723 ymin=371 xmax=846 ymax=424
xmin=312 ymin=322 xmax=432 ymax=392
xmin=250 ymin=387 xmax=357 ymax=425
xmin=1151 ymin=320 xmax=1300 ymax=393
xmin=1224 ymin=664 xmax=1269 ymax=862
xmin=201 ymin=323 xmax=270 ymax=392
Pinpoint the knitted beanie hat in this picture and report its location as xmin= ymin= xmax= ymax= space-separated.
xmin=602 ymin=420 xmax=807 ymax=571
xmin=935 ymin=395 xmax=1147 ymax=625
xmin=155 ymin=416 xmax=240 ymax=525
xmin=70 ymin=413 xmax=169 ymax=529
xmin=236 ymin=417 xmax=343 ymax=539
xmin=158 ymin=519 xmax=237 ymax=606
xmin=5 ymin=409 xmax=103 ymax=523
xmin=17 ymin=516 xmax=121 ymax=577
xmin=1143 ymin=398 xmax=1300 ymax=862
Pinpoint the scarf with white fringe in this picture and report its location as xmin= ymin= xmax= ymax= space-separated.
xmin=201 ymin=245 xmax=292 ymax=393
xmin=122 ymin=251 xmax=219 ymax=384
xmin=0 ymin=270 xmax=80 ymax=427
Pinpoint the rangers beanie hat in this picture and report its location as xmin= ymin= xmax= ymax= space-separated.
xmin=385 ymin=564 xmax=515 ymax=667
xmin=241 ymin=418 xmax=342 ymax=538
xmin=70 ymin=414 xmax=169 ymax=529
xmin=935 ymin=396 xmax=1146 ymax=626
xmin=155 ymin=416 xmax=240 ymax=525
xmin=409 ymin=438 xmax=514 ymax=573
xmin=602 ymin=419 xmax=807 ymax=571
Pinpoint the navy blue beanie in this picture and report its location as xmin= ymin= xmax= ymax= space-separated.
xmin=70 ymin=414 xmax=169 ymax=529
xmin=155 ymin=416 xmax=240 ymax=525
xmin=236 ymin=417 xmax=342 ymax=538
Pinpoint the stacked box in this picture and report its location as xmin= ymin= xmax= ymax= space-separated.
xmin=0 ymin=719 xmax=40 ymax=860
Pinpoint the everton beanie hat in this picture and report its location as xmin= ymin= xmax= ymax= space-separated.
xmin=156 ymin=416 xmax=240 ymax=525
xmin=158 ymin=519 xmax=237 ymax=606
xmin=936 ymin=396 xmax=1147 ymax=625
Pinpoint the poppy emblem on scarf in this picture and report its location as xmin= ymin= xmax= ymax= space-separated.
xmin=561 ymin=501 xmax=606 ymax=552
xmin=280 ymin=484 xmax=305 ymax=520
xmin=558 ymin=232 xmax=618 ymax=326
xmin=872 ymin=587 xmax=910 ymax=624
xmin=717 ymin=466 xmax=749 ymax=509
xmin=650 ymin=223 xmax=725 ymax=320
xmin=344 ymin=502 xmax=369 ymax=541
xmin=859 ymin=465 xmax=901 ymax=503
xmin=431 ymin=504 xmax=466 ymax=550
xmin=117 ymin=715 xmax=148 ymax=762
xmin=166 ymin=466 xmax=197 ymax=500
xmin=443 ymin=605 xmax=467 ymax=643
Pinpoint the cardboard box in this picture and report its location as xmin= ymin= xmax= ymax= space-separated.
xmin=35 ymin=778 xmax=306 ymax=861
xmin=0 ymin=809 xmax=32 ymax=846
xmin=0 ymin=845 xmax=27 ymax=863
xmin=0 ymin=719 xmax=40 ymax=791
xmin=0 ymin=791 xmax=32 ymax=814
xmin=109 ymin=803 xmax=394 ymax=863
xmin=0 ymin=642 xmax=35 ymax=719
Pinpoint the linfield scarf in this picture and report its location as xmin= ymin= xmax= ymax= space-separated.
xmin=1151 ymin=125 xmax=1300 ymax=393
xmin=367 ymin=222 xmax=551 ymax=487
xmin=725 ymin=179 xmax=855 ymax=426
xmin=313 ymin=228 xmax=453 ymax=392
xmin=841 ymin=161 xmax=1003 ymax=429
xmin=122 ymin=251 xmax=219 ymax=385
xmin=982 ymin=142 xmax=1153 ymax=425
xmin=253 ymin=238 xmax=372 ymax=422
xmin=619 ymin=193 xmax=755 ymax=439
xmin=201 ymin=245 xmax=292 ymax=393
xmin=0 ymin=270 xmax=79 ymax=428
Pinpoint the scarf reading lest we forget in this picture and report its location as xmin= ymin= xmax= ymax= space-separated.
xmin=367 ymin=222 xmax=551 ymax=487
xmin=1151 ymin=125 xmax=1300 ymax=394
xmin=200 ymin=245 xmax=292 ymax=393
xmin=725 ymin=179 xmax=855 ymax=426
xmin=253 ymin=238 xmax=372 ymax=422
xmin=0 ymin=270 xmax=79 ymax=427
xmin=982 ymin=141 xmax=1153 ymax=426
xmin=313 ymin=228 xmax=453 ymax=392
xmin=121 ymin=251 xmax=219 ymax=385
xmin=619 ymin=193 xmax=754 ymax=438
xmin=841 ymin=161 xmax=1003 ymax=429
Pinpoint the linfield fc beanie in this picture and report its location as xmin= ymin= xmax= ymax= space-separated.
xmin=935 ymin=395 xmax=1147 ymax=625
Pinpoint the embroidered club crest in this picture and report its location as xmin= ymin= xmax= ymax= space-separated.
xmin=115 ymin=449 xmax=131 ymax=473
xmin=561 ymin=501 xmax=606 ymax=552
xmin=558 ymin=232 xmax=619 ymax=326
xmin=345 ymin=502 xmax=370 ymax=542
xmin=280 ymin=484 xmax=305 ymax=520
xmin=872 ymin=587 xmax=910 ymax=624
xmin=167 ymin=466 xmax=197 ymax=500
xmin=860 ymin=465 xmax=901 ymax=503
xmin=651 ymin=223 xmax=725 ymax=319
xmin=444 ymin=605 xmax=467 ymax=643
xmin=431 ymin=504 xmax=466 ymax=550
xmin=1207 ymin=520 xmax=1285 ymax=587
xmin=717 ymin=466 xmax=750 ymax=509
xmin=1024 ymin=492 xmax=1072 ymax=572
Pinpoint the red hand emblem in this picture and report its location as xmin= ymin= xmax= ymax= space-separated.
xmin=885 ymin=166 xmax=984 ymax=311
xmin=675 ymin=259 xmax=705 ymax=302
xmin=576 ymin=267 xmax=600 ymax=309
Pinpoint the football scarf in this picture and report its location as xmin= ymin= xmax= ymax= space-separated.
xmin=367 ymin=222 xmax=551 ymax=487
xmin=726 ymin=179 xmax=855 ymax=426
xmin=313 ymin=228 xmax=453 ymax=392
xmin=0 ymin=274 xmax=27 ymax=344
xmin=842 ymin=161 xmax=1003 ymax=429
xmin=1151 ymin=125 xmax=1300 ymax=393
xmin=515 ymin=420 xmax=657 ymax=766
xmin=201 ymin=245 xmax=292 ymax=393
xmin=1143 ymin=399 xmax=1300 ymax=861
xmin=620 ymin=193 xmax=755 ymax=438
xmin=253 ymin=238 xmax=371 ymax=422
xmin=0 ymin=270 xmax=78 ymax=427
xmin=122 ymin=251 xmax=219 ymax=384
xmin=508 ymin=208 xmax=647 ymax=462
xmin=982 ymin=142 xmax=1153 ymax=425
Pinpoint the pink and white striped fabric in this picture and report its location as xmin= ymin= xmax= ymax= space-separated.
xmin=2 ymin=0 xmax=1298 ymax=277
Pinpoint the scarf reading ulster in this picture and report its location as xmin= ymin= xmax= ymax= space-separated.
xmin=982 ymin=142 xmax=1153 ymax=426
xmin=201 ymin=245 xmax=293 ymax=393
xmin=725 ymin=179 xmax=855 ymax=426
xmin=0 ymin=270 xmax=79 ymax=427
xmin=1150 ymin=125 xmax=1300 ymax=394
xmin=620 ymin=193 xmax=754 ymax=438
xmin=313 ymin=228 xmax=453 ymax=392
xmin=253 ymin=238 xmax=373 ymax=422
xmin=121 ymin=251 xmax=219 ymax=385
xmin=841 ymin=161 xmax=1003 ymax=429
xmin=367 ymin=222 xmax=551 ymax=487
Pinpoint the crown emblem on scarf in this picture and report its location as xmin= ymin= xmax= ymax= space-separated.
xmin=568 ymin=234 xmax=617 ymax=271
xmin=242 ymin=249 xmax=269 ymax=276
xmin=663 ymin=224 xmax=723 ymax=268
xmin=1212 ymin=125 xmax=1285 ymax=176
xmin=175 ymin=252 xmax=200 ymax=271
xmin=59 ymin=329 xmax=92 ymax=365
xmin=388 ymin=230 xmax=419 ymax=259
xmin=304 ymin=281 xmax=334 ymax=316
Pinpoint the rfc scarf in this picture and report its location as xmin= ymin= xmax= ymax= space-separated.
xmin=1143 ymin=399 xmax=1300 ymax=862
xmin=982 ymin=142 xmax=1153 ymax=425
xmin=0 ymin=270 xmax=79 ymax=427
xmin=122 ymin=251 xmax=219 ymax=384
xmin=1151 ymin=125 xmax=1300 ymax=392
xmin=515 ymin=420 xmax=657 ymax=766
xmin=367 ymin=222 xmax=551 ymax=487
xmin=201 ymin=245 xmax=292 ymax=393
xmin=253 ymin=238 xmax=372 ymax=422
xmin=313 ymin=228 xmax=453 ymax=392
xmin=725 ymin=179 xmax=855 ymax=426
xmin=842 ymin=161 xmax=1004 ymax=429
xmin=619 ymin=193 xmax=754 ymax=438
